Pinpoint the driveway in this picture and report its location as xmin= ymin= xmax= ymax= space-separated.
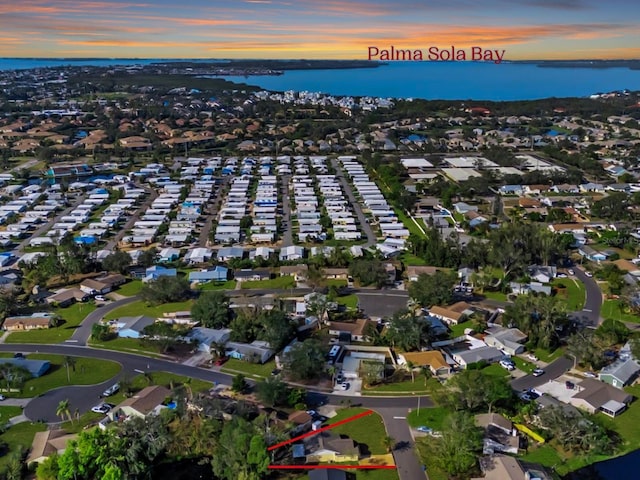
xmin=571 ymin=266 xmax=603 ymax=327
xmin=69 ymin=295 xmax=140 ymax=345
xmin=511 ymin=356 xmax=572 ymax=391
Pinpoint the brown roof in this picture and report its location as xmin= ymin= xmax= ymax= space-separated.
xmin=402 ymin=351 xmax=449 ymax=370
xmin=81 ymin=278 xmax=108 ymax=290
xmin=280 ymin=265 xmax=308 ymax=275
xmin=613 ymin=259 xmax=640 ymax=273
xmin=322 ymin=268 xmax=349 ymax=276
xmin=473 ymin=455 xmax=526 ymax=480
xmin=519 ymin=198 xmax=542 ymax=208
xmin=27 ymin=429 xmax=77 ymax=463
xmin=118 ymin=385 xmax=171 ymax=415
xmin=47 ymin=288 xmax=88 ymax=303
xmin=307 ymin=431 xmax=359 ymax=457
xmin=4 ymin=316 xmax=51 ymax=328
xmin=288 ymin=411 xmax=312 ymax=425
xmin=328 ymin=319 xmax=372 ymax=337
xmin=573 ymin=378 xmax=633 ymax=409
xmin=406 ymin=266 xmax=444 ymax=278
xmin=97 ymin=274 xmax=126 ymax=287
xmin=475 ymin=413 xmax=513 ymax=432
xmin=428 ymin=305 xmax=464 ymax=322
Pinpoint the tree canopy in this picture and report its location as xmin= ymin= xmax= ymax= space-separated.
xmin=191 ymin=291 xmax=230 ymax=329
xmin=140 ymin=276 xmax=191 ymax=305
xmin=408 ymin=270 xmax=457 ymax=307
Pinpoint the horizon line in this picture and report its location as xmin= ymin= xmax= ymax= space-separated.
xmin=2 ymin=57 xmax=640 ymax=62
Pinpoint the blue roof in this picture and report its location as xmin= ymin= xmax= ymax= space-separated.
xmin=0 ymin=358 xmax=50 ymax=378
xmin=74 ymin=236 xmax=96 ymax=244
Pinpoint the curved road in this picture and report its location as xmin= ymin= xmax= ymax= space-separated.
xmin=571 ymin=266 xmax=603 ymax=327
xmin=0 ymin=344 xmax=430 ymax=479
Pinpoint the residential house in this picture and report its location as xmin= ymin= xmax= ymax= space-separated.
xmin=475 ymin=413 xmax=520 ymax=455
xmin=280 ymin=264 xmax=308 ymax=282
xmin=288 ymin=410 xmax=313 ymax=435
xmin=143 ymin=266 xmax=177 ymax=283
xmin=406 ymin=266 xmax=445 ymax=282
xmin=570 ymin=378 xmax=633 ymax=417
xmin=188 ymin=266 xmax=228 ymax=284
xmin=184 ymin=247 xmax=213 ymax=265
xmin=527 ymin=265 xmax=557 ymax=283
xmin=580 ymin=183 xmax=605 ymax=193
xmin=0 ymin=358 xmax=50 ymax=377
xmin=234 ymin=268 xmax=270 ymax=282
xmin=3 ymin=313 xmax=54 ymax=331
xmin=509 ymin=282 xmax=552 ymax=297
xmin=216 ymin=246 xmax=244 ymax=262
xmin=578 ymin=246 xmax=609 ymax=262
xmin=225 ymin=340 xmax=274 ymax=364
xmin=400 ymin=351 xmax=452 ymax=376
xmin=322 ymin=268 xmax=349 ymax=280
xmin=79 ymin=278 xmax=112 ymax=295
xmin=46 ymin=288 xmax=90 ymax=307
xmin=483 ymin=327 xmax=528 ymax=355
xmin=158 ymin=247 xmax=181 ymax=263
xmin=422 ymin=315 xmax=449 ymax=336
xmin=327 ymin=319 xmax=373 ymax=342
xmin=280 ymin=246 xmax=305 ymax=261
xmin=473 ymin=455 xmax=553 ymax=480
xmin=97 ymin=274 xmax=127 ymax=290
xmin=27 ymin=429 xmax=78 ymax=464
xmin=304 ymin=431 xmax=360 ymax=463
xmin=598 ymin=358 xmax=640 ymax=388
xmin=249 ymin=246 xmax=274 ymax=260
xmin=308 ymin=470 xmax=347 ymax=480
xmin=452 ymin=346 xmax=503 ymax=368
xmin=187 ymin=327 xmax=231 ymax=354
xmin=114 ymin=315 xmax=156 ymax=338
xmin=428 ymin=302 xmax=473 ymax=325
xmin=453 ymin=202 xmax=478 ymax=214
xmin=108 ymin=385 xmax=171 ymax=421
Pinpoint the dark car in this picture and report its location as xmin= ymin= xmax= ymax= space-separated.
xmin=13 ymin=353 xmax=24 ymax=359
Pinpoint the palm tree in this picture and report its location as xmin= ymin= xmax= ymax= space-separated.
xmin=420 ymin=366 xmax=432 ymax=386
xmin=64 ymin=356 xmax=77 ymax=383
xmin=382 ymin=435 xmax=396 ymax=453
xmin=405 ymin=361 xmax=415 ymax=383
xmin=56 ymin=399 xmax=72 ymax=423
xmin=327 ymin=365 xmax=337 ymax=384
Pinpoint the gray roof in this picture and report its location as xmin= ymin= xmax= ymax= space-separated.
xmin=455 ymin=346 xmax=502 ymax=364
xmin=599 ymin=358 xmax=640 ymax=384
xmin=118 ymin=315 xmax=156 ymax=333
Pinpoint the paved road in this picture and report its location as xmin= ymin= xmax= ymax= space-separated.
xmin=377 ymin=406 xmax=428 ymax=479
xmin=510 ymin=356 xmax=573 ymax=391
xmin=280 ymin=173 xmax=293 ymax=247
xmin=199 ymin=176 xmax=228 ymax=248
xmin=330 ymin=158 xmax=377 ymax=247
xmin=571 ymin=266 xmax=603 ymax=327
xmin=70 ymin=296 xmax=140 ymax=345
xmin=106 ymin=186 xmax=157 ymax=250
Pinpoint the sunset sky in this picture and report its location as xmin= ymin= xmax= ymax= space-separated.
xmin=2 ymin=0 xmax=640 ymax=59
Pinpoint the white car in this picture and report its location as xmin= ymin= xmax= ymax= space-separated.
xmin=500 ymin=360 xmax=515 ymax=371
xmin=0 ymin=394 xmax=5 ymax=401
xmin=102 ymin=383 xmax=119 ymax=397
xmin=340 ymin=382 xmax=350 ymax=391
xmin=95 ymin=295 xmax=106 ymax=302
xmin=568 ymin=269 xmax=575 ymax=275
xmin=585 ymin=271 xmax=593 ymax=277
xmin=91 ymin=403 xmax=112 ymax=414
xmin=526 ymin=354 xmax=539 ymax=362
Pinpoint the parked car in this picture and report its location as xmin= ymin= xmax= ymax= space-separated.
xmin=557 ymin=273 xmax=568 ymax=278
xmin=532 ymin=368 xmax=545 ymax=377
xmin=214 ymin=357 xmax=228 ymax=366
xmin=416 ymin=426 xmax=433 ymax=433
xmin=336 ymin=373 xmax=344 ymax=384
xmin=526 ymin=353 xmax=539 ymax=362
xmin=102 ymin=383 xmax=120 ymax=397
xmin=13 ymin=353 xmax=23 ymax=359
xmin=585 ymin=271 xmax=593 ymax=277
xmin=500 ymin=360 xmax=515 ymax=371
xmin=91 ymin=403 xmax=112 ymax=414
xmin=95 ymin=295 xmax=106 ymax=302
xmin=0 ymin=394 xmax=5 ymax=401
xmin=566 ymin=381 xmax=575 ymax=390
xmin=584 ymin=371 xmax=597 ymax=378
xmin=568 ymin=269 xmax=575 ymax=275
xmin=340 ymin=382 xmax=350 ymax=391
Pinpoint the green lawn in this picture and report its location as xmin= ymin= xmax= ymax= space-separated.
xmin=130 ymin=371 xmax=213 ymax=394
xmin=600 ymin=384 xmax=640 ymax=456
xmin=240 ymin=276 xmax=295 ymax=289
xmin=400 ymin=252 xmax=428 ymax=267
xmin=116 ymin=280 xmax=143 ymax=296
xmin=0 ymin=421 xmax=47 ymax=471
xmin=220 ymin=358 xmax=276 ymax=378
xmin=5 ymin=303 xmax=96 ymax=344
xmin=364 ymin=377 xmax=437 ymax=394
xmin=326 ymin=279 xmax=347 ymax=288
xmin=602 ymin=300 xmax=640 ymax=323
xmin=394 ymin=208 xmax=426 ymax=238
xmin=449 ymin=322 xmax=470 ymax=338
xmin=88 ymin=337 xmax=167 ymax=358
xmin=197 ymin=280 xmax=237 ymax=291
xmin=553 ymin=278 xmax=586 ymax=311
xmin=327 ymin=408 xmax=390 ymax=455
xmin=0 ymin=406 xmax=23 ymax=421
xmin=407 ymin=406 xmax=449 ymax=431
xmin=13 ymin=354 xmax=121 ymax=398
xmin=482 ymin=291 xmax=508 ymax=302
xmin=481 ymin=364 xmax=511 ymax=378
xmin=337 ymin=294 xmax=359 ymax=309
xmin=416 ymin=437 xmax=448 ymax=480
xmin=512 ymin=356 xmax=536 ymax=374
xmin=103 ymin=300 xmax=194 ymax=321
xmin=533 ymin=347 xmax=565 ymax=363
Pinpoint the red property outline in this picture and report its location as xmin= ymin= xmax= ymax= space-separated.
xmin=267 ymin=408 xmax=397 ymax=470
